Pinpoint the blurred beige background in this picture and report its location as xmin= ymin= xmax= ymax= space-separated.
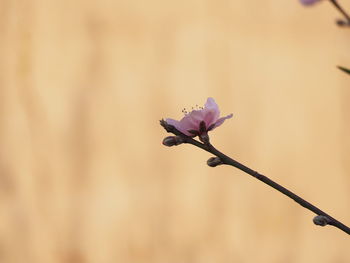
xmin=0 ymin=0 xmax=350 ymax=262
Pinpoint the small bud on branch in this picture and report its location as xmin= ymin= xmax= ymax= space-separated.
xmin=160 ymin=98 xmax=350 ymax=235
xmin=313 ymin=215 xmax=332 ymax=226
xmin=162 ymin=136 xmax=185 ymax=147
xmin=207 ymin=157 xmax=223 ymax=167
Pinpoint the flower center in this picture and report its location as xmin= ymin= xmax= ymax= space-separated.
xmin=181 ymin=105 xmax=204 ymax=115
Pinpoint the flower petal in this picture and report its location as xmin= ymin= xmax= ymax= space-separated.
xmin=165 ymin=118 xmax=190 ymax=135
xmin=178 ymin=116 xmax=199 ymax=134
xmin=203 ymin=98 xmax=220 ymax=126
xmin=204 ymin=97 xmax=218 ymax=110
xmin=167 ymin=115 xmax=199 ymax=136
xmin=203 ymin=108 xmax=219 ymax=128
xmin=165 ymin=118 xmax=179 ymax=127
xmin=212 ymin=113 xmax=233 ymax=129
xmin=187 ymin=109 xmax=206 ymax=123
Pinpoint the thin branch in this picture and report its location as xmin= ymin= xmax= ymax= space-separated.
xmin=329 ymin=0 xmax=350 ymax=26
xmin=160 ymin=120 xmax=350 ymax=235
xmin=337 ymin=65 xmax=350 ymax=75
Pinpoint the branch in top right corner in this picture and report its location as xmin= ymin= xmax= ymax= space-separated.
xmin=337 ymin=66 xmax=350 ymax=75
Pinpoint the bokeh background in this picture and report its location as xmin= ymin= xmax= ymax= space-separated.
xmin=0 ymin=0 xmax=350 ymax=262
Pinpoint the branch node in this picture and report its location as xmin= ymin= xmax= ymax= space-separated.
xmin=162 ymin=136 xmax=185 ymax=147
xmin=313 ymin=215 xmax=331 ymax=227
xmin=207 ymin=157 xmax=223 ymax=167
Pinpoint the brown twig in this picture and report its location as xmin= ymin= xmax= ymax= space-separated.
xmin=329 ymin=0 xmax=350 ymax=26
xmin=160 ymin=120 xmax=350 ymax=235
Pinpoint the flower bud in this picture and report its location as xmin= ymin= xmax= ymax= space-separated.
xmin=336 ymin=20 xmax=347 ymax=27
xmin=313 ymin=215 xmax=330 ymax=226
xmin=207 ymin=157 xmax=223 ymax=167
xmin=162 ymin=136 xmax=184 ymax=147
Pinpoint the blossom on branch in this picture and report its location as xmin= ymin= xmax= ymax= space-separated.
xmin=165 ymin=98 xmax=233 ymax=138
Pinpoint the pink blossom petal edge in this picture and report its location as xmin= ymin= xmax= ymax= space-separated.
xmin=212 ymin=113 xmax=233 ymax=130
xmin=202 ymin=98 xmax=220 ymax=126
xmin=165 ymin=118 xmax=191 ymax=135
xmin=166 ymin=117 xmax=198 ymax=136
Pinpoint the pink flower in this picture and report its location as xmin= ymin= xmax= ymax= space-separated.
xmin=166 ymin=98 xmax=233 ymax=137
xmin=300 ymin=0 xmax=322 ymax=6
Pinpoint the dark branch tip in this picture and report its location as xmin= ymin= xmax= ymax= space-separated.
xmin=160 ymin=119 xmax=174 ymax=133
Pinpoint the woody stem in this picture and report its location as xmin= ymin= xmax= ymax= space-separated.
xmin=160 ymin=120 xmax=350 ymax=235
xmin=329 ymin=0 xmax=350 ymax=25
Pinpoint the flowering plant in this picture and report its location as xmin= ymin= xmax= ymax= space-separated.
xmin=300 ymin=0 xmax=350 ymax=73
xmin=160 ymin=0 xmax=350 ymax=238
xmin=165 ymin=98 xmax=232 ymax=142
xmin=160 ymin=98 xmax=350 ymax=235
xmin=300 ymin=0 xmax=350 ymax=26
